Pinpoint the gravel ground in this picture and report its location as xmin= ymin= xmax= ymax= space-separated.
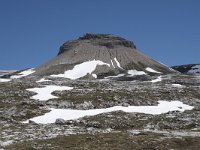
xmin=0 ymin=74 xmax=200 ymax=149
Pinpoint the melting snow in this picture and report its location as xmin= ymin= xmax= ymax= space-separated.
xmin=24 ymin=101 xmax=193 ymax=124
xmin=27 ymin=85 xmax=73 ymax=101
xmin=129 ymin=130 xmax=141 ymax=135
xmin=51 ymin=60 xmax=110 ymax=80
xmin=146 ymin=67 xmax=161 ymax=74
xmin=92 ymin=74 xmax=97 ymax=78
xmin=0 ymin=78 xmax=11 ymax=82
xmin=36 ymin=78 xmax=52 ymax=83
xmin=172 ymin=84 xmax=183 ymax=87
xmin=111 ymin=60 xmax=115 ymax=68
xmin=11 ymin=68 xmax=35 ymax=79
xmin=150 ymin=76 xmax=162 ymax=83
xmin=128 ymin=70 xmax=146 ymax=76
xmin=114 ymin=58 xmax=123 ymax=69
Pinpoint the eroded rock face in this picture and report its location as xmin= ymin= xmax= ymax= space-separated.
xmin=35 ymin=33 xmax=175 ymax=78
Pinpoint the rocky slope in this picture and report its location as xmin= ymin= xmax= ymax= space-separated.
xmin=0 ymin=74 xmax=200 ymax=149
xmin=34 ymin=33 xmax=175 ymax=78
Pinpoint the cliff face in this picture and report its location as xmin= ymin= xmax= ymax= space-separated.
xmin=35 ymin=33 xmax=175 ymax=78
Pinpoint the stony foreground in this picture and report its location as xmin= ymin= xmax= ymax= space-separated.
xmin=0 ymin=74 xmax=200 ymax=149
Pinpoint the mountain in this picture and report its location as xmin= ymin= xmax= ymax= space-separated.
xmin=172 ymin=64 xmax=200 ymax=75
xmin=34 ymin=33 xmax=175 ymax=79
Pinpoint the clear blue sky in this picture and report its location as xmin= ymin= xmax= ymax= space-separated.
xmin=0 ymin=0 xmax=200 ymax=70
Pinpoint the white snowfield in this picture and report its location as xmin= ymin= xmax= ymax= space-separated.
xmin=24 ymin=101 xmax=193 ymax=124
xmin=188 ymin=65 xmax=200 ymax=74
xmin=27 ymin=85 xmax=73 ymax=101
xmin=0 ymin=78 xmax=11 ymax=82
xmin=145 ymin=67 xmax=161 ymax=74
xmin=150 ymin=76 xmax=162 ymax=83
xmin=51 ymin=60 xmax=110 ymax=80
xmin=128 ymin=70 xmax=146 ymax=76
xmin=114 ymin=57 xmax=123 ymax=69
xmin=11 ymin=68 xmax=35 ymax=79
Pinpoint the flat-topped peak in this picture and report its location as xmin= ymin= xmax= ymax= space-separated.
xmin=35 ymin=33 xmax=175 ymax=77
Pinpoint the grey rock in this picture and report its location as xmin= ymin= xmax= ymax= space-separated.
xmin=55 ymin=118 xmax=66 ymax=125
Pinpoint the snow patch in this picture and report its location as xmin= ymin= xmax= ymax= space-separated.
xmin=24 ymin=101 xmax=193 ymax=124
xmin=114 ymin=58 xmax=123 ymax=69
xmin=111 ymin=60 xmax=115 ymax=68
xmin=0 ymin=78 xmax=11 ymax=82
xmin=11 ymin=68 xmax=35 ymax=79
xmin=146 ymin=67 xmax=161 ymax=74
xmin=36 ymin=78 xmax=52 ymax=83
xmin=172 ymin=84 xmax=183 ymax=87
xmin=104 ymin=74 xmax=125 ymax=79
xmin=150 ymin=76 xmax=162 ymax=83
xmin=27 ymin=85 xmax=73 ymax=101
xmin=92 ymin=74 xmax=97 ymax=78
xmin=51 ymin=60 xmax=110 ymax=80
xmin=129 ymin=130 xmax=141 ymax=135
xmin=128 ymin=70 xmax=146 ymax=76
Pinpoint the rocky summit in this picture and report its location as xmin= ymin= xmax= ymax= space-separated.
xmin=0 ymin=34 xmax=200 ymax=149
xmin=34 ymin=33 xmax=175 ymax=78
